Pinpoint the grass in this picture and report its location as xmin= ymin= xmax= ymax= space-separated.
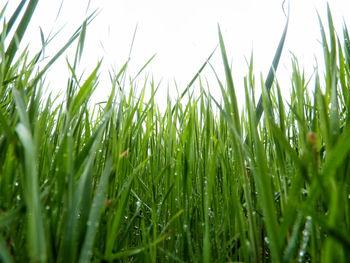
xmin=1 ymin=1 xmax=350 ymax=262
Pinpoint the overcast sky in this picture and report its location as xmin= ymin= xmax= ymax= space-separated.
xmin=4 ymin=0 xmax=350 ymax=108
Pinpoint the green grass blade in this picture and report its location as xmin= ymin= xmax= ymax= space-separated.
xmin=246 ymin=88 xmax=282 ymax=262
xmin=0 ymin=236 xmax=14 ymax=263
xmin=15 ymin=123 xmax=47 ymax=262
xmin=5 ymin=0 xmax=39 ymax=70
xmin=78 ymin=158 xmax=112 ymax=263
xmin=218 ymin=25 xmax=241 ymax=133
xmin=171 ymin=47 xmax=217 ymax=114
xmin=0 ymin=0 xmax=26 ymax=39
xmin=322 ymin=124 xmax=350 ymax=178
xmin=32 ymin=11 xmax=99 ymax=86
xmin=132 ymin=53 xmax=156 ymax=83
xmin=246 ymin=12 xmax=289 ymax=143
xmin=70 ymin=62 xmax=101 ymax=116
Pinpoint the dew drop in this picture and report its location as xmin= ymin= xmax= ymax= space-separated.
xmin=264 ymin=237 xmax=270 ymax=244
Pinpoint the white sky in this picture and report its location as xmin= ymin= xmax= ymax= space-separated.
xmin=4 ymin=0 xmax=350 ymax=109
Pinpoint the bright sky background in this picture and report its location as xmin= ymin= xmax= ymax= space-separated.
xmin=4 ymin=0 xmax=350 ymax=109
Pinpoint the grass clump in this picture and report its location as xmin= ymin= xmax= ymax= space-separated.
xmin=1 ymin=1 xmax=350 ymax=262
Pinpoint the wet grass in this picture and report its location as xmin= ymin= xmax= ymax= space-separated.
xmin=1 ymin=1 xmax=350 ymax=262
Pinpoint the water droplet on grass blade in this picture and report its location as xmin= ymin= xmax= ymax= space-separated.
xmin=264 ymin=237 xmax=269 ymax=244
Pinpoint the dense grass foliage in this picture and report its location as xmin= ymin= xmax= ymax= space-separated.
xmin=1 ymin=2 xmax=350 ymax=262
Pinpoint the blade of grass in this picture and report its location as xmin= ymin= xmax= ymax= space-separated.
xmin=78 ymin=158 xmax=112 ymax=263
xmin=5 ymin=0 xmax=39 ymax=70
xmin=245 ymin=12 xmax=289 ymax=144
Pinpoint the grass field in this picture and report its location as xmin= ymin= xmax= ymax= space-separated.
xmin=1 ymin=1 xmax=350 ymax=262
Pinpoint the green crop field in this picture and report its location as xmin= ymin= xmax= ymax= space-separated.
xmin=1 ymin=1 xmax=350 ymax=262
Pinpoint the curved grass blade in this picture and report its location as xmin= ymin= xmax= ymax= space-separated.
xmin=283 ymin=213 xmax=303 ymax=262
xmin=106 ymin=233 xmax=170 ymax=261
xmin=171 ymin=47 xmax=217 ymax=113
xmin=15 ymin=123 xmax=47 ymax=262
xmin=218 ymin=25 xmax=241 ymax=133
xmin=31 ymin=10 xmax=99 ymax=87
xmin=57 ymin=122 xmax=109 ymax=262
xmin=245 ymin=10 xmax=289 ymax=144
xmin=78 ymin=158 xmax=112 ymax=263
xmin=322 ymin=124 xmax=350 ymax=178
xmin=131 ymin=53 xmax=156 ymax=83
xmin=0 ymin=0 xmax=26 ymax=39
xmin=104 ymin=157 xmax=149 ymax=258
xmin=5 ymin=0 xmax=39 ymax=70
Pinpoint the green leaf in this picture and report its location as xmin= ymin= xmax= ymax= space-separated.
xmin=15 ymin=123 xmax=47 ymax=262
xmin=322 ymin=124 xmax=350 ymax=178
xmin=78 ymin=158 xmax=112 ymax=263
xmin=246 ymin=11 xmax=289 ymax=143
xmin=5 ymin=0 xmax=39 ymax=70
xmin=0 ymin=236 xmax=14 ymax=263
